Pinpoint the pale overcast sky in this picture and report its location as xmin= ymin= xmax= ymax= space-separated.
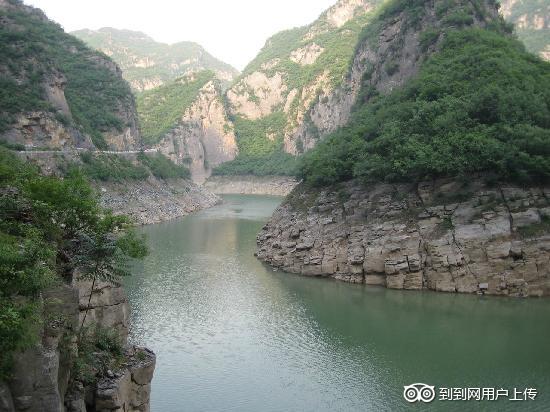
xmin=24 ymin=0 xmax=336 ymax=70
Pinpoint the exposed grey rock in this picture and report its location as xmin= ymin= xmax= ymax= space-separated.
xmin=204 ymin=175 xmax=299 ymax=196
xmin=0 ymin=383 xmax=14 ymax=412
xmin=257 ymin=179 xmax=550 ymax=297
xmin=94 ymin=348 xmax=155 ymax=412
xmin=98 ymin=177 xmax=221 ymax=225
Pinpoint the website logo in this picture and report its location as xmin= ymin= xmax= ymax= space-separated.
xmin=403 ymin=383 xmax=436 ymax=403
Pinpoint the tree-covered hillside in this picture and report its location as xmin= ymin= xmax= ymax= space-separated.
xmin=0 ymin=0 xmax=136 ymax=150
xmin=300 ymin=0 xmax=550 ymax=186
xmin=72 ymin=28 xmax=239 ymax=92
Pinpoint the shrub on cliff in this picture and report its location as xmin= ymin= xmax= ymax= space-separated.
xmin=300 ymin=28 xmax=550 ymax=186
xmin=0 ymin=148 xmax=147 ymax=379
xmin=137 ymin=152 xmax=191 ymax=179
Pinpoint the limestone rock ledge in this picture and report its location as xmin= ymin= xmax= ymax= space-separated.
xmin=0 ymin=281 xmax=155 ymax=412
xmin=256 ymin=179 xmax=550 ymax=297
xmin=204 ymin=175 xmax=299 ymax=196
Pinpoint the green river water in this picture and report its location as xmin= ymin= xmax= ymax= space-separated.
xmin=124 ymin=195 xmax=550 ymax=411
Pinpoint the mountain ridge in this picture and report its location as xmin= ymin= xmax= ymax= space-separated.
xmin=72 ymin=27 xmax=239 ymax=92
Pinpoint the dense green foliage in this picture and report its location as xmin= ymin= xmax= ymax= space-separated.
xmin=72 ymin=28 xmax=238 ymax=92
xmin=0 ymin=148 xmax=147 ymax=378
xmin=213 ymin=112 xmax=299 ymax=176
xmin=77 ymin=152 xmax=150 ymax=182
xmin=74 ymin=325 xmax=125 ymax=384
xmin=0 ymin=1 xmax=134 ymax=149
xmin=71 ymin=151 xmax=190 ymax=181
xmin=137 ymin=152 xmax=191 ymax=179
xmin=137 ymin=71 xmax=215 ymax=145
xmin=300 ymin=27 xmax=550 ymax=186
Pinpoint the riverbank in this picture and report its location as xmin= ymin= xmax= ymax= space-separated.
xmin=126 ymin=194 xmax=550 ymax=411
xmin=15 ymin=150 xmax=221 ymax=225
xmin=256 ymin=179 xmax=550 ymax=297
xmin=98 ymin=178 xmax=220 ymax=225
xmin=204 ymin=175 xmax=298 ymax=196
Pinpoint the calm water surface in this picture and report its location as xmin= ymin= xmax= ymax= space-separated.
xmin=125 ymin=195 xmax=550 ymax=411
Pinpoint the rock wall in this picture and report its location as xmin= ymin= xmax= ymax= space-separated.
xmin=155 ymin=81 xmax=238 ymax=184
xmin=500 ymin=0 xmax=550 ymax=61
xmin=257 ymin=179 xmax=550 ymax=297
xmin=204 ymin=175 xmax=299 ymax=196
xmin=98 ymin=177 xmax=221 ymax=225
xmin=0 ymin=280 xmax=155 ymax=412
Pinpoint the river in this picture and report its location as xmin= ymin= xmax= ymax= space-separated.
xmin=124 ymin=195 xmax=550 ymax=411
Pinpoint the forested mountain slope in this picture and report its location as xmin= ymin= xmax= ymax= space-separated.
xmin=0 ymin=0 xmax=140 ymax=151
xmin=72 ymin=27 xmax=239 ymax=92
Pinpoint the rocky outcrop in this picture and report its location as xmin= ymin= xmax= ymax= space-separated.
xmin=98 ymin=177 xmax=221 ymax=225
xmin=155 ymin=81 xmax=238 ymax=184
xmin=2 ymin=112 xmax=94 ymax=150
xmin=93 ymin=347 xmax=155 ymax=412
xmin=500 ymin=0 xmax=550 ymax=61
xmin=324 ymin=0 xmax=375 ymax=28
xmin=204 ymin=175 xmax=299 ymax=196
xmin=15 ymin=150 xmax=221 ymax=225
xmin=226 ymin=72 xmax=287 ymax=121
xmin=0 ymin=278 xmax=155 ymax=412
xmin=0 ymin=0 xmax=141 ymax=152
xmin=257 ymin=179 xmax=550 ymax=297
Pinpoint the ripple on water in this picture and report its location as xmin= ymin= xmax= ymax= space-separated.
xmin=124 ymin=195 xmax=550 ymax=412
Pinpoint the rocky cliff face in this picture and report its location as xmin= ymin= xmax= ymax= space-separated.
xmin=226 ymin=0 xmax=383 ymax=157
xmin=154 ymin=80 xmax=238 ymax=184
xmin=224 ymin=0 xmax=502 ymax=161
xmin=0 ymin=280 xmax=155 ymax=412
xmin=0 ymin=0 xmax=141 ymax=151
xmin=257 ymin=179 xmax=550 ymax=297
xmin=72 ymin=28 xmax=239 ymax=92
xmin=500 ymin=0 xmax=550 ymax=61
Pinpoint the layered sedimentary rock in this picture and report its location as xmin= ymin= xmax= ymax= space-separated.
xmin=257 ymin=179 xmax=550 ymax=297
xmin=0 ymin=281 xmax=155 ymax=412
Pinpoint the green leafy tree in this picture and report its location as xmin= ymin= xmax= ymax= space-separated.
xmin=0 ymin=148 xmax=147 ymax=378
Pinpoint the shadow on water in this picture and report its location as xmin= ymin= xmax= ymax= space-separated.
xmin=125 ymin=195 xmax=550 ymax=412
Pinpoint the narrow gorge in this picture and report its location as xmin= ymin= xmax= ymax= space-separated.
xmin=1 ymin=0 xmax=550 ymax=411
